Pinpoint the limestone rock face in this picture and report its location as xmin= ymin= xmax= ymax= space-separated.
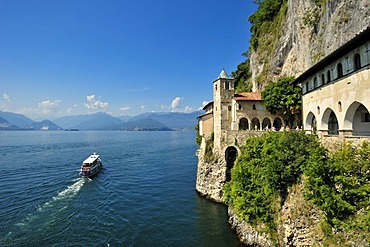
xmin=251 ymin=0 xmax=370 ymax=91
xmin=195 ymin=152 xmax=226 ymax=203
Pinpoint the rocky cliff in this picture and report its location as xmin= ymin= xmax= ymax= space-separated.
xmin=251 ymin=0 xmax=370 ymax=91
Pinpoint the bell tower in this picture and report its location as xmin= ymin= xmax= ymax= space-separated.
xmin=213 ymin=69 xmax=235 ymax=151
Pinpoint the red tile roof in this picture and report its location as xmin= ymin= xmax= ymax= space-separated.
xmin=234 ymin=92 xmax=262 ymax=101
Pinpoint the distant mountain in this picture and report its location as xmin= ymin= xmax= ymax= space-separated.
xmin=0 ymin=111 xmax=34 ymax=128
xmin=0 ymin=117 xmax=23 ymax=130
xmin=0 ymin=110 xmax=201 ymax=131
xmin=26 ymin=120 xmax=63 ymax=130
xmin=131 ymin=111 xmax=201 ymax=130
xmin=111 ymin=118 xmax=172 ymax=131
xmin=54 ymin=112 xmax=123 ymax=130
xmin=117 ymin=115 xmax=133 ymax=122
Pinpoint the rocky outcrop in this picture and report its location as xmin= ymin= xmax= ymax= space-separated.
xmin=195 ymin=151 xmax=226 ymax=203
xmin=251 ymin=0 xmax=370 ymax=91
xmin=228 ymin=208 xmax=274 ymax=247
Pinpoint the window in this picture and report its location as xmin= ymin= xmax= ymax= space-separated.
xmin=327 ymin=70 xmax=331 ymax=82
xmin=313 ymin=77 xmax=318 ymax=88
xmin=228 ymin=106 xmax=231 ymax=111
xmin=215 ymin=84 xmax=217 ymax=91
xmin=321 ymin=74 xmax=325 ymax=85
xmin=225 ymin=82 xmax=229 ymax=90
xmin=238 ymin=104 xmax=242 ymax=110
xmin=338 ymin=101 xmax=342 ymax=112
xmin=317 ymin=106 xmax=320 ymax=114
xmin=354 ymin=53 xmax=361 ymax=70
xmin=337 ymin=63 xmax=343 ymax=78
xmin=305 ymin=82 xmax=309 ymax=92
xmin=253 ymin=104 xmax=256 ymax=110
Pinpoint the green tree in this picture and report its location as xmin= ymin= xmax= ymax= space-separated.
xmin=261 ymin=76 xmax=301 ymax=127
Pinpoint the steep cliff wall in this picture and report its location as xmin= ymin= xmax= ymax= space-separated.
xmin=251 ymin=0 xmax=370 ymax=91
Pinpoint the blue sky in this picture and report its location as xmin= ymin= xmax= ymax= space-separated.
xmin=0 ymin=0 xmax=256 ymax=120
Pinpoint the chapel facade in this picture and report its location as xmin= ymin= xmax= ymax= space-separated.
xmin=197 ymin=70 xmax=285 ymax=154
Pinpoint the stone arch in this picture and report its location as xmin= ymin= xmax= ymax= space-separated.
xmin=344 ymin=102 xmax=370 ymax=136
xmin=225 ymin=146 xmax=238 ymax=182
xmin=322 ymin=108 xmax=339 ymax=135
xmin=239 ymin=117 xmax=249 ymax=130
xmin=251 ymin=118 xmax=260 ymax=131
xmin=306 ymin=112 xmax=317 ymax=133
xmin=273 ymin=117 xmax=283 ymax=131
xmin=262 ymin=117 xmax=271 ymax=130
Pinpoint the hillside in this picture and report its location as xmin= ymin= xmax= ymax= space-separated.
xmin=235 ymin=0 xmax=370 ymax=91
xmin=0 ymin=111 xmax=34 ymax=128
xmin=0 ymin=117 xmax=22 ymax=130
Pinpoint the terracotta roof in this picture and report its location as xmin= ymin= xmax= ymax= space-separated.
xmin=234 ymin=92 xmax=262 ymax=101
xmin=197 ymin=112 xmax=213 ymax=119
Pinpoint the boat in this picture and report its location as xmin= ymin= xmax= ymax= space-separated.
xmin=80 ymin=152 xmax=102 ymax=177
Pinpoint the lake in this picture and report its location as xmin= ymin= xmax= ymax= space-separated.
xmin=0 ymin=131 xmax=240 ymax=246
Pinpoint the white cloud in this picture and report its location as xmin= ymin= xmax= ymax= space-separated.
xmin=38 ymin=99 xmax=61 ymax=114
xmin=171 ymin=97 xmax=183 ymax=111
xmin=184 ymin=106 xmax=193 ymax=112
xmin=84 ymin=94 xmax=109 ymax=110
xmin=120 ymin=106 xmax=130 ymax=112
xmin=3 ymin=93 xmax=11 ymax=102
xmin=140 ymin=105 xmax=145 ymax=111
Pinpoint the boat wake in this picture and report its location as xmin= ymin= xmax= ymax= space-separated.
xmin=15 ymin=177 xmax=90 ymax=228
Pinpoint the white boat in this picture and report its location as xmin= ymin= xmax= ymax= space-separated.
xmin=80 ymin=152 xmax=102 ymax=177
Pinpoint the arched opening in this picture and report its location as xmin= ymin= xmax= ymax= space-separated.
xmin=273 ymin=118 xmax=283 ymax=131
xmin=253 ymin=104 xmax=256 ymax=110
xmin=321 ymin=74 xmax=325 ymax=85
xmin=313 ymin=77 xmax=318 ymax=88
xmin=306 ymin=112 xmax=317 ymax=134
xmin=337 ymin=63 xmax=343 ymax=78
xmin=345 ymin=102 xmax=370 ymax=136
xmin=262 ymin=117 xmax=271 ymax=130
xmin=327 ymin=70 xmax=331 ymax=82
xmin=239 ymin=118 xmax=249 ymax=130
xmin=338 ymin=101 xmax=342 ymax=112
xmin=225 ymin=146 xmax=238 ymax=182
xmin=328 ymin=112 xmax=339 ymax=135
xmin=251 ymin=118 xmax=260 ymax=131
xmin=354 ymin=53 xmax=361 ymax=70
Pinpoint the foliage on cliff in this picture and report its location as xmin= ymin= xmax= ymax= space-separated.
xmin=232 ymin=58 xmax=253 ymax=93
xmin=261 ymin=76 xmax=301 ymax=127
xmin=233 ymin=0 xmax=289 ymax=91
xmin=223 ymin=131 xmax=323 ymax=229
xmin=195 ymin=121 xmax=202 ymax=147
xmin=249 ymin=0 xmax=287 ymax=50
xmin=224 ymin=132 xmax=370 ymax=244
xmin=304 ymin=142 xmax=370 ymax=242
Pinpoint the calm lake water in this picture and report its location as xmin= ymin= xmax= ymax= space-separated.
xmin=0 ymin=131 xmax=240 ymax=246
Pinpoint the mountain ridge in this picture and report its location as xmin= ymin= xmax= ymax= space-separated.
xmin=0 ymin=110 xmax=200 ymax=131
